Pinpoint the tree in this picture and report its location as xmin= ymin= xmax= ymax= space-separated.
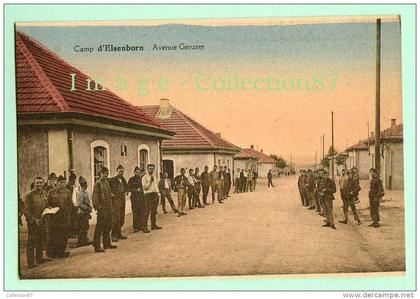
xmin=270 ymin=154 xmax=288 ymax=169
xmin=320 ymin=146 xmax=338 ymax=168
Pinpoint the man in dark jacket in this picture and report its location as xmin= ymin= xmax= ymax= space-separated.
xmin=319 ymin=170 xmax=337 ymax=229
xmin=24 ymin=177 xmax=49 ymax=268
xmin=158 ymin=172 xmax=179 ymax=214
xmin=47 ymin=175 xmax=73 ymax=258
xmin=297 ymin=170 xmax=305 ymax=206
xmin=109 ymin=165 xmax=128 ymax=242
xmin=92 ymin=167 xmax=117 ymax=252
xmin=368 ymin=168 xmax=385 ymax=228
xmin=200 ymin=166 xmax=211 ymax=205
xmin=339 ymin=171 xmax=362 ymax=225
xmin=225 ymin=167 xmax=232 ymax=198
xmin=128 ymin=166 xmax=143 ymax=233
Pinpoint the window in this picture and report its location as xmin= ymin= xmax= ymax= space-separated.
xmin=137 ymin=144 xmax=150 ymax=171
xmin=121 ymin=145 xmax=128 ymax=156
xmin=91 ymin=140 xmax=110 ymax=187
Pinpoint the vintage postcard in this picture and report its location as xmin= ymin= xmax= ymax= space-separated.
xmin=4 ymin=3 xmax=416 ymax=293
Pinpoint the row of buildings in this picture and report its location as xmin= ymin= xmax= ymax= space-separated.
xmin=344 ymin=119 xmax=403 ymax=190
xmin=16 ymin=31 xmax=277 ymax=199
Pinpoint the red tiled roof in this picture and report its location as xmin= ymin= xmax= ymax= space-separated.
xmin=242 ymin=148 xmax=276 ymax=164
xmin=234 ymin=148 xmax=259 ymax=159
xmin=16 ymin=31 xmax=163 ymax=129
xmin=140 ymin=105 xmax=239 ymax=152
xmin=345 ymin=140 xmax=368 ymax=152
xmin=364 ymin=123 xmax=403 ymax=144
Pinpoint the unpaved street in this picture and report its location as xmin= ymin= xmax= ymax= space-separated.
xmin=19 ymin=177 xmax=405 ymax=279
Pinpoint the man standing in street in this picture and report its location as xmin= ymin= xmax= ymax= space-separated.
xmin=240 ymin=169 xmax=246 ymax=192
xmin=339 ymin=169 xmax=349 ymax=204
xmin=267 ymin=169 xmax=275 ymax=188
xmin=47 ymin=175 xmax=73 ymax=258
xmin=76 ymin=178 xmax=93 ymax=247
xmin=210 ymin=165 xmax=219 ymax=204
xmin=158 ymin=172 xmax=179 ymax=214
xmin=92 ymin=167 xmax=116 ymax=252
xmin=319 ymin=170 xmax=337 ymax=229
xmin=234 ymin=168 xmax=241 ymax=193
xmin=306 ymin=169 xmax=317 ymax=211
xmin=247 ymin=169 xmax=253 ymax=192
xmin=142 ymin=164 xmax=162 ymax=231
xmin=225 ymin=167 xmax=232 ymax=198
xmin=194 ymin=167 xmax=204 ymax=207
xmin=368 ymin=168 xmax=384 ymax=228
xmin=173 ymin=168 xmax=188 ymax=217
xmin=128 ymin=166 xmax=143 ymax=233
xmin=109 ymin=165 xmax=128 ymax=242
xmin=252 ymin=170 xmax=258 ymax=190
xmin=297 ymin=170 xmax=305 ymax=206
xmin=339 ymin=171 xmax=362 ymax=225
xmin=201 ymin=166 xmax=211 ymax=205
xmin=24 ymin=177 xmax=49 ymax=268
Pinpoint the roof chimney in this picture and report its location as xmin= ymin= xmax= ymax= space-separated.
xmin=391 ymin=118 xmax=396 ymax=128
xmin=160 ymin=98 xmax=170 ymax=108
xmin=250 ymin=145 xmax=254 ymax=149
xmin=215 ymin=133 xmax=222 ymax=138
xmin=260 ymin=149 xmax=263 ymax=153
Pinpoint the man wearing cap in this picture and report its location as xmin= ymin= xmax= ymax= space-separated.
xmin=339 ymin=170 xmax=362 ymax=225
xmin=267 ymin=169 xmax=275 ymax=188
xmin=209 ymin=165 xmax=219 ymax=203
xmin=128 ymin=166 xmax=144 ymax=232
xmin=47 ymin=175 xmax=73 ymax=258
xmin=200 ymin=166 xmax=211 ymax=205
xmin=306 ymin=170 xmax=316 ymax=210
xmin=76 ymin=177 xmax=93 ymax=246
xmin=43 ymin=172 xmax=57 ymax=193
xmin=109 ymin=165 xmax=128 ymax=242
xmin=194 ymin=167 xmax=204 ymax=207
xmin=173 ymin=168 xmax=188 ymax=217
xmin=224 ymin=166 xmax=232 ymax=198
xmin=158 ymin=172 xmax=179 ymax=214
xmin=297 ymin=170 xmax=305 ymax=206
xmin=92 ymin=167 xmax=116 ymax=252
xmin=234 ymin=168 xmax=241 ymax=193
xmin=24 ymin=177 xmax=49 ymax=268
xmin=319 ymin=170 xmax=337 ymax=229
xmin=368 ymin=168 xmax=384 ymax=228
xmin=142 ymin=164 xmax=162 ymax=231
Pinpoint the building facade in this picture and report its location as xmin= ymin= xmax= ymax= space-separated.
xmin=345 ymin=140 xmax=370 ymax=179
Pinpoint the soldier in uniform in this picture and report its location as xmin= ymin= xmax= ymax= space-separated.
xmin=297 ymin=170 xmax=305 ymax=206
xmin=225 ymin=167 xmax=232 ymax=198
xmin=76 ymin=178 xmax=93 ymax=246
xmin=173 ymin=168 xmax=188 ymax=217
xmin=306 ymin=169 xmax=316 ymax=210
xmin=24 ymin=177 xmax=49 ymax=268
xmin=234 ymin=168 xmax=241 ymax=193
xmin=158 ymin=172 xmax=179 ymax=214
xmin=92 ymin=167 xmax=117 ymax=252
xmin=247 ymin=169 xmax=253 ymax=192
xmin=128 ymin=166 xmax=143 ymax=232
xmin=219 ymin=166 xmax=226 ymax=200
xmin=267 ymin=169 xmax=275 ymax=188
xmin=47 ymin=175 xmax=73 ymax=258
xmin=252 ymin=170 xmax=258 ymax=190
xmin=368 ymin=168 xmax=384 ymax=228
xmin=319 ymin=170 xmax=337 ymax=229
xmin=209 ymin=165 xmax=219 ymax=203
xmin=200 ymin=166 xmax=211 ymax=205
xmin=109 ymin=165 xmax=128 ymax=242
xmin=315 ymin=170 xmax=324 ymax=216
xmin=194 ymin=167 xmax=204 ymax=207
xmin=339 ymin=171 xmax=362 ymax=225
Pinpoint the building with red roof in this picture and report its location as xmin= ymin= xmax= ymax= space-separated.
xmin=344 ymin=139 xmax=370 ymax=179
xmin=140 ymin=99 xmax=240 ymax=178
xmin=16 ymin=31 xmax=174 ymax=195
xmin=236 ymin=145 xmax=277 ymax=178
xmin=233 ymin=148 xmax=259 ymax=173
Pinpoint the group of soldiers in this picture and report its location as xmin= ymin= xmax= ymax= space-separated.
xmin=20 ymin=163 xmax=238 ymax=269
xmin=297 ymin=167 xmax=385 ymax=229
xmin=234 ymin=168 xmax=258 ymax=193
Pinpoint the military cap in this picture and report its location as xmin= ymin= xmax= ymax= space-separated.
xmin=57 ymin=175 xmax=66 ymax=182
xmin=100 ymin=166 xmax=109 ymax=174
xmin=79 ymin=176 xmax=86 ymax=184
xmin=48 ymin=172 xmax=57 ymax=180
xmin=134 ymin=166 xmax=141 ymax=172
xmin=116 ymin=164 xmax=124 ymax=171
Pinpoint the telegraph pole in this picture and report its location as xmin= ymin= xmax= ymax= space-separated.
xmin=331 ymin=111 xmax=335 ymax=181
xmin=375 ymin=18 xmax=382 ymax=177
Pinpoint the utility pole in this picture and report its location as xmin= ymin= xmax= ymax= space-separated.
xmin=375 ymin=18 xmax=382 ymax=177
xmin=331 ymin=111 xmax=335 ymax=181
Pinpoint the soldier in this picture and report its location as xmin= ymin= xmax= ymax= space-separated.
xmin=339 ymin=169 xmax=349 ymax=204
xmin=24 ymin=177 xmax=49 ymax=268
xmin=234 ymin=168 xmax=241 ymax=193
xmin=225 ymin=167 xmax=232 ymax=198
xmin=187 ymin=168 xmax=200 ymax=209
xmin=306 ymin=169 xmax=316 ymax=210
xmin=252 ymin=170 xmax=258 ymax=190
xmin=301 ymin=170 xmax=309 ymax=206
xmin=315 ymin=170 xmax=324 ymax=216
xmin=76 ymin=178 xmax=93 ymax=246
xmin=128 ymin=166 xmax=143 ymax=233
xmin=158 ymin=172 xmax=179 ymax=214
xmin=339 ymin=171 xmax=362 ymax=225
xmin=243 ymin=169 xmax=248 ymax=192
xmin=92 ymin=167 xmax=116 ymax=252
xmin=319 ymin=170 xmax=337 ymax=229
xmin=194 ymin=167 xmax=204 ymax=207
xmin=200 ymin=166 xmax=211 ymax=205
xmin=43 ymin=172 xmax=57 ymax=193
xmin=267 ymin=169 xmax=275 ymax=188
xmin=142 ymin=164 xmax=162 ymax=231
xmin=109 ymin=165 xmax=128 ymax=242
xmin=351 ymin=168 xmax=361 ymax=203
xmin=297 ymin=170 xmax=305 ymax=206
xmin=368 ymin=168 xmax=384 ymax=228
xmin=173 ymin=168 xmax=188 ymax=217
xmin=47 ymin=175 xmax=73 ymax=258
xmin=209 ymin=165 xmax=219 ymax=203
xmin=219 ymin=166 xmax=226 ymax=199
xmin=240 ymin=169 xmax=246 ymax=192
xmin=247 ymin=169 xmax=253 ymax=192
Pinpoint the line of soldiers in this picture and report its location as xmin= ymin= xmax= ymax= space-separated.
xmin=21 ymin=163 xmax=235 ymax=268
xmin=234 ymin=168 xmax=258 ymax=193
xmin=297 ymin=167 xmax=385 ymax=229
